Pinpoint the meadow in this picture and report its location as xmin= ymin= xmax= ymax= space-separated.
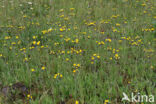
xmin=0 ymin=0 xmax=156 ymax=104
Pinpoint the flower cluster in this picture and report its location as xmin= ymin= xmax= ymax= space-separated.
xmin=54 ymin=73 xmax=63 ymax=79
xmin=73 ymin=64 xmax=80 ymax=73
xmin=27 ymin=94 xmax=32 ymax=100
xmin=114 ymin=53 xmax=120 ymax=60
xmin=96 ymin=41 xmax=105 ymax=45
xmin=104 ymin=99 xmax=109 ymax=104
xmin=91 ymin=54 xmax=100 ymax=64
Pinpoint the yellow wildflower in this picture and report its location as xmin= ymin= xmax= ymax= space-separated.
xmin=60 ymin=74 xmax=63 ymax=78
xmin=114 ymin=53 xmax=120 ymax=59
xmin=33 ymin=36 xmax=37 ymax=39
xmin=104 ymin=99 xmax=109 ymax=104
xmin=0 ymin=54 xmax=2 ymax=57
xmin=16 ymin=36 xmax=19 ymax=39
xmin=32 ymin=41 xmax=36 ymax=45
xmin=31 ymin=68 xmax=35 ymax=72
xmin=41 ymin=66 xmax=45 ymax=70
xmin=116 ymin=23 xmax=120 ymax=26
xmin=66 ymin=58 xmax=69 ymax=61
xmin=27 ymin=94 xmax=32 ymax=99
xmin=75 ymin=100 xmax=79 ymax=104
xmin=70 ymin=8 xmax=75 ymax=11
xmin=97 ymin=55 xmax=100 ymax=59
xmin=37 ymin=41 xmax=40 ymax=45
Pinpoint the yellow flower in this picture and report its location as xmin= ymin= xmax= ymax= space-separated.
xmin=64 ymin=17 xmax=69 ymax=20
xmin=17 ymin=40 xmax=21 ymax=44
xmin=67 ymin=51 xmax=70 ymax=54
xmin=33 ymin=36 xmax=37 ymax=39
xmin=116 ymin=23 xmax=120 ymax=26
xmin=151 ymin=28 xmax=155 ymax=31
xmin=5 ymin=36 xmax=11 ymax=40
xmin=77 ymin=64 xmax=80 ymax=67
xmin=61 ymin=51 xmax=65 ymax=54
xmin=23 ymin=15 xmax=27 ymax=18
xmin=0 ymin=54 xmax=2 ymax=57
xmin=104 ymin=99 xmax=109 ymax=104
xmin=42 ymin=30 xmax=48 ymax=34
xmin=75 ymin=100 xmax=79 ymax=104
xmin=70 ymin=8 xmax=75 ymax=11
xmin=16 ymin=36 xmax=19 ymax=39
xmin=41 ymin=45 xmax=44 ymax=48
xmin=64 ymin=38 xmax=71 ymax=42
xmin=116 ymin=50 xmax=119 ymax=52
xmin=114 ymin=53 xmax=120 ymax=59
xmin=60 ymin=15 xmax=64 ymax=18
xmin=37 ymin=41 xmax=40 ymax=45
xmin=87 ymin=36 xmax=91 ymax=39
xmin=144 ymin=11 xmax=147 ymax=13
xmin=32 ymin=41 xmax=36 ymax=45
xmin=79 ymin=50 xmax=82 ymax=53
xmin=60 ymin=74 xmax=63 ymax=78
xmin=60 ymin=35 xmax=63 ymax=38
xmin=141 ymin=3 xmax=146 ymax=6
xmin=93 ymin=54 xmax=97 ymax=56
xmin=118 ymin=40 xmax=122 ymax=43
xmin=29 ymin=46 xmax=35 ymax=50
xmin=101 ymin=32 xmax=105 ymax=34
xmin=113 ymin=49 xmax=116 ymax=53
xmin=91 ymin=57 xmax=95 ymax=60
xmin=24 ymin=58 xmax=28 ymax=62
xmin=48 ymin=28 xmax=52 ymax=32
xmin=59 ymin=9 xmax=64 ymax=12
xmin=31 ymin=68 xmax=35 ymax=72
xmin=73 ymin=64 xmax=76 ymax=67
xmin=88 ymin=22 xmax=95 ymax=26
xmin=91 ymin=62 xmax=94 ymax=64
xmin=60 ymin=28 xmax=64 ymax=32
xmin=54 ymin=73 xmax=63 ymax=78
xmin=18 ymin=26 xmax=25 ymax=30
xmin=101 ymin=41 xmax=105 ymax=45
xmin=54 ymin=42 xmax=59 ymax=46
xmin=112 ymin=28 xmax=117 ymax=32
xmin=41 ymin=66 xmax=45 ymax=70
xmin=54 ymin=74 xmax=57 ymax=79
xmin=97 ymin=55 xmax=100 ymax=59
xmin=66 ymin=58 xmax=69 ymax=61
xmin=11 ymin=42 xmax=16 ymax=45
xmin=98 ymin=42 xmax=101 ymax=45
xmin=105 ymin=100 xmax=109 ymax=102
xmin=27 ymin=94 xmax=32 ymax=99
xmin=75 ymin=39 xmax=79 ymax=43
xmin=73 ymin=70 xmax=76 ymax=73
xmin=105 ymin=39 xmax=111 ymax=42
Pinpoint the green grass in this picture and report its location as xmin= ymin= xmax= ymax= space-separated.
xmin=0 ymin=0 xmax=156 ymax=104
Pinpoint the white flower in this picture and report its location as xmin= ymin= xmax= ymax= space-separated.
xmin=28 ymin=2 xmax=32 ymax=5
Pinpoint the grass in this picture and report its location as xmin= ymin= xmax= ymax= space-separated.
xmin=0 ymin=0 xmax=156 ymax=104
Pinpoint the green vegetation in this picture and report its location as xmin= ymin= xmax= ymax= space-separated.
xmin=0 ymin=0 xmax=156 ymax=104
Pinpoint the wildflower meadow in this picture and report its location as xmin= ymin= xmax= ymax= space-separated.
xmin=0 ymin=0 xmax=156 ymax=104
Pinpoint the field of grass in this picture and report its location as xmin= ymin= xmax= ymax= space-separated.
xmin=0 ymin=0 xmax=156 ymax=104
